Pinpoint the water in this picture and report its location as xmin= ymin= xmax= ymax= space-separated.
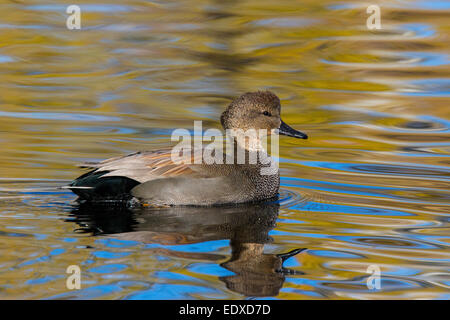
xmin=0 ymin=0 xmax=449 ymax=299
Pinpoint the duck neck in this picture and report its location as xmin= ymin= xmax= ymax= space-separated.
xmin=227 ymin=129 xmax=266 ymax=153
xmin=222 ymin=129 xmax=274 ymax=167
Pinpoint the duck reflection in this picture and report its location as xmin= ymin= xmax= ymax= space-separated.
xmin=67 ymin=201 xmax=306 ymax=297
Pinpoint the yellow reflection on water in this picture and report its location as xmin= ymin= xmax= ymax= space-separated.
xmin=0 ymin=0 xmax=449 ymax=299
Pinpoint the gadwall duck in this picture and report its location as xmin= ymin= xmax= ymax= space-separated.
xmin=66 ymin=91 xmax=307 ymax=206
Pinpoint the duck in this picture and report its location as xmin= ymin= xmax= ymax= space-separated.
xmin=66 ymin=90 xmax=308 ymax=206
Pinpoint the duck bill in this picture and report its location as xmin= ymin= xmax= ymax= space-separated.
xmin=278 ymin=120 xmax=308 ymax=139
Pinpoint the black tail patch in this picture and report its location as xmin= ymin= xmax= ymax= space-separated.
xmin=68 ymin=170 xmax=140 ymax=201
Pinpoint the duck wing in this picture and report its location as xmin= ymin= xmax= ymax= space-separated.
xmin=81 ymin=149 xmax=202 ymax=182
xmin=66 ymin=149 xmax=202 ymax=200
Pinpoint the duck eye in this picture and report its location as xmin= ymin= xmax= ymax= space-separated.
xmin=263 ymin=111 xmax=271 ymax=116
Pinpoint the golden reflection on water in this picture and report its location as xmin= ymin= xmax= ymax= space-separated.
xmin=0 ymin=0 xmax=449 ymax=299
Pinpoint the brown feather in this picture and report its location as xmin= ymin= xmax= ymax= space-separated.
xmin=79 ymin=149 xmax=203 ymax=183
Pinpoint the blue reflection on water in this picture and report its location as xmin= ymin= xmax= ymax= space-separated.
xmin=26 ymin=275 xmax=64 ymax=285
xmin=27 ymin=4 xmax=134 ymax=12
xmin=0 ymin=55 xmax=14 ymax=63
xmin=47 ymin=284 xmax=123 ymax=300
xmin=411 ymin=0 xmax=450 ymax=10
xmin=282 ymin=160 xmax=450 ymax=183
xmin=92 ymin=250 xmax=131 ymax=259
xmin=332 ymin=235 xmax=440 ymax=250
xmin=402 ymin=23 xmax=435 ymax=38
xmin=281 ymin=288 xmax=323 ymax=298
xmin=127 ymin=283 xmax=220 ymax=300
xmin=188 ymin=263 xmax=235 ymax=277
xmin=309 ymin=250 xmax=363 ymax=259
xmin=142 ymin=239 xmax=229 ymax=253
xmin=88 ymin=264 xmax=128 ymax=274
xmin=294 ymin=201 xmax=414 ymax=217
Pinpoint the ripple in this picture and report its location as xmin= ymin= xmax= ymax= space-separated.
xmin=401 ymin=78 xmax=450 ymax=97
xmin=321 ymin=51 xmax=449 ymax=68
xmin=319 ymin=277 xmax=426 ymax=293
xmin=0 ymin=111 xmax=120 ymax=122
xmin=46 ymin=284 xmax=123 ymax=300
xmin=252 ymin=17 xmax=319 ymax=28
xmin=292 ymin=160 xmax=450 ymax=182
xmin=88 ymin=264 xmax=128 ymax=274
xmin=398 ymin=120 xmax=444 ymax=132
xmin=127 ymin=283 xmax=222 ymax=300
xmin=278 ymin=188 xmax=308 ymax=208
xmin=69 ymin=126 xmax=137 ymax=134
xmin=398 ymin=0 xmax=450 ymax=10
xmin=92 ymin=251 xmax=131 ymax=259
xmin=27 ymin=4 xmax=135 ymax=13
xmin=349 ymin=163 xmax=450 ymax=179
xmin=319 ymin=23 xmax=436 ymax=41
xmin=296 ymin=201 xmax=415 ymax=217
xmin=0 ymin=24 xmax=52 ymax=30
xmin=309 ymin=250 xmax=365 ymax=259
xmin=333 ymin=236 xmax=442 ymax=250
xmin=395 ymin=23 xmax=436 ymax=39
xmin=0 ymin=55 xmax=15 ymax=63
xmin=97 ymin=238 xmax=141 ymax=249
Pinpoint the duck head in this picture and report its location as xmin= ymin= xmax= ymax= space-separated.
xmin=220 ymin=90 xmax=308 ymax=139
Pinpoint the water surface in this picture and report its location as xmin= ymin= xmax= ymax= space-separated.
xmin=0 ymin=0 xmax=449 ymax=299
